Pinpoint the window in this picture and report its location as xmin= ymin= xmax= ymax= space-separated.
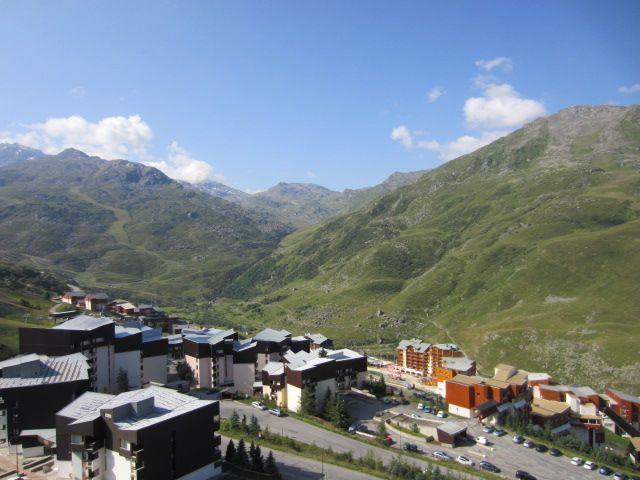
xmin=120 ymin=439 xmax=131 ymax=450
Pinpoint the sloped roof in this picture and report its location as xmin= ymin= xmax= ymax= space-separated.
xmin=441 ymin=356 xmax=475 ymax=372
xmin=52 ymin=315 xmax=113 ymax=331
xmin=253 ymin=328 xmax=291 ymax=343
xmin=0 ymin=353 xmax=90 ymax=389
xmin=607 ymin=388 xmax=640 ymax=404
xmin=397 ymin=338 xmax=430 ymax=353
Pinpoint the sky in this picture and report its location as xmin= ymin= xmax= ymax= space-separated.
xmin=1 ymin=1 xmax=639 ymax=192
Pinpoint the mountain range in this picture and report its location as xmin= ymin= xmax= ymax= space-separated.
xmin=188 ymin=170 xmax=427 ymax=227
xmin=1 ymin=105 xmax=639 ymax=392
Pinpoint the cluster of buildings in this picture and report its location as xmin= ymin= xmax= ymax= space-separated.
xmin=60 ymin=291 xmax=187 ymax=334
xmin=395 ymin=337 xmax=640 ymax=461
xmin=0 ymin=297 xmax=366 ymax=479
xmin=182 ymin=327 xmax=367 ymax=413
xmin=0 ymin=314 xmax=220 ymax=479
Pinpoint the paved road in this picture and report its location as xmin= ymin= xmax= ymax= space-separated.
xmin=221 ymin=436 xmax=378 ymax=480
xmin=221 ymin=401 xmax=480 ymax=479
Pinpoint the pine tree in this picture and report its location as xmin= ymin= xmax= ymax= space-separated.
xmin=299 ymin=387 xmax=316 ymax=416
xmin=264 ymin=450 xmax=278 ymax=474
xmin=230 ymin=410 xmax=241 ymax=430
xmin=241 ymin=413 xmax=248 ymax=432
xmin=225 ymin=439 xmax=236 ymax=463
xmin=253 ymin=445 xmax=264 ymax=472
xmin=249 ymin=441 xmax=257 ymax=467
xmin=322 ymin=389 xmax=334 ymax=418
xmin=249 ymin=414 xmax=260 ymax=435
xmin=116 ymin=368 xmax=130 ymax=392
xmin=332 ymin=394 xmax=350 ymax=429
xmin=235 ymin=438 xmax=249 ymax=467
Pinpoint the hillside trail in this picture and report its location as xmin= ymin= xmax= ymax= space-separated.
xmin=69 ymin=186 xmax=132 ymax=245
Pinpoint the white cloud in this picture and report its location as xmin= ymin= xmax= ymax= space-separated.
xmin=618 ymin=83 xmax=640 ymax=94
xmin=2 ymin=114 xmax=153 ymax=159
xmin=427 ymin=86 xmax=445 ymax=103
xmin=305 ymin=170 xmax=317 ymax=179
xmin=390 ymin=125 xmax=413 ymax=148
xmin=475 ymin=56 xmax=513 ymax=72
xmin=464 ymin=83 xmax=546 ymax=129
xmin=145 ymin=141 xmax=225 ymax=185
xmin=417 ymin=130 xmax=509 ymax=160
xmin=1 ymin=114 xmax=224 ymax=185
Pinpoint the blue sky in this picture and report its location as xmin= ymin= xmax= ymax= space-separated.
xmin=1 ymin=1 xmax=639 ymax=192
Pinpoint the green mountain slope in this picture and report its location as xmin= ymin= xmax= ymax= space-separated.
xmin=0 ymin=148 xmax=290 ymax=302
xmin=230 ymin=170 xmax=428 ymax=228
xmin=0 ymin=261 xmax=64 ymax=359
xmin=215 ymin=105 xmax=640 ymax=392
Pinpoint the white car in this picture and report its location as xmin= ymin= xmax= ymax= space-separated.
xmin=268 ymin=408 xmax=283 ymax=417
xmin=436 ymin=411 xmax=447 ymax=418
xmin=584 ymin=461 xmax=596 ymax=470
xmin=456 ymin=455 xmax=474 ymax=466
xmin=433 ymin=451 xmax=450 ymax=460
xmin=251 ymin=401 xmax=267 ymax=411
xmin=571 ymin=457 xmax=584 ymax=466
xmin=475 ymin=435 xmax=489 ymax=445
xmin=410 ymin=413 xmax=421 ymax=419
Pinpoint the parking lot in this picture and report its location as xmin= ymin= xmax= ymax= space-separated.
xmin=344 ymin=392 xmax=632 ymax=480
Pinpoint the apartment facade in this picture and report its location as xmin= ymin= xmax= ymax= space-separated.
xmin=268 ymin=348 xmax=367 ymax=413
xmin=19 ymin=316 xmax=168 ymax=393
xmin=606 ymin=388 xmax=640 ymax=430
xmin=0 ymin=353 xmax=91 ymax=451
xmin=55 ymin=386 xmax=222 ymax=480
xmin=396 ymin=339 xmax=469 ymax=379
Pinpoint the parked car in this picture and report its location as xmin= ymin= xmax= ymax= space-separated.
xmin=613 ymin=473 xmax=627 ymax=480
xmin=436 ymin=411 xmax=447 ymax=418
xmin=571 ymin=457 xmax=585 ymax=466
xmin=482 ymin=425 xmax=495 ymax=434
xmin=423 ymin=405 xmax=432 ymax=413
xmin=523 ymin=439 xmax=535 ymax=448
xmin=479 ymin=461 xmax=501 ymax=473
xmin=584 ymin=461 xmax=597 ymax=470
xmin=455 ymin=455 xmax=474 ymax=466
xmin=599 ymin=466 xmax=613 ymax=475
xmin=268 ymin=408 xmax=283 ymax=417
xmin=433 ymin=451 xmax=450 ymax=460
xmin=348 ymin=424 xmax=357 ymax=434
xmin=382 ymin=435 xmax=394 ymax=446
xmin=535 ymin=444 xmax=548 ymax=453
xmin=403 ymin=442 xmax=418 ymax=452
xmin=251 ymin=401 xmax=267 ymax=410
xmin=492 ymin=428 xmax=506 ymax=436
xmin=549 ymin=448 xmax=561 ymax=457
xmin=417 ymin=403 xmax=424 ymax=410
xmin=475 ymin=435 xmax=489 ymax=445
xmin=515 ymin=471 xmax=537 ymax=480
xmin=512 ymin=434 xmax=525 ymax=444
xmin=410 ymin=413 xmax=421 ymax=419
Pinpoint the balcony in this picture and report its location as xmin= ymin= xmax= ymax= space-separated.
xmin=132 ymin=446 xmax=144 ymax=459
xmin=212 ymin=419 xmax=220 ymax=431
xmin=213 ymin=435 xmax=221 ymax=447
xmin=82 ymin=450 xmax=100 ymax=462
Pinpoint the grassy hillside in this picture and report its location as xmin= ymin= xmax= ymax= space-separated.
xmin=204 ymin=105 xmax=640 ymax=393
xmin=0 ymin=148 xmax=290 ymax=303
xmin=0 ymin=261 xmax=63 ymax=359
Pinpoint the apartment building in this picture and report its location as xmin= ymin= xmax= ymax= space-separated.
xmin=605 ymin=388 xmax=640 ymax=430
xmin=55 ymin=386 xmax=222 ymax=480
xmin=396 ymin=339 xmax=469 ymax=379
xmin=0 ymin=353 xmax=91 ymax=452
xmin=264 ymin=348 xmax=367 ymax=413
xmin=183 ymin=329 xmax=237 ymax=390
xmin=19 ymin=316 xmax=168 ymax=393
